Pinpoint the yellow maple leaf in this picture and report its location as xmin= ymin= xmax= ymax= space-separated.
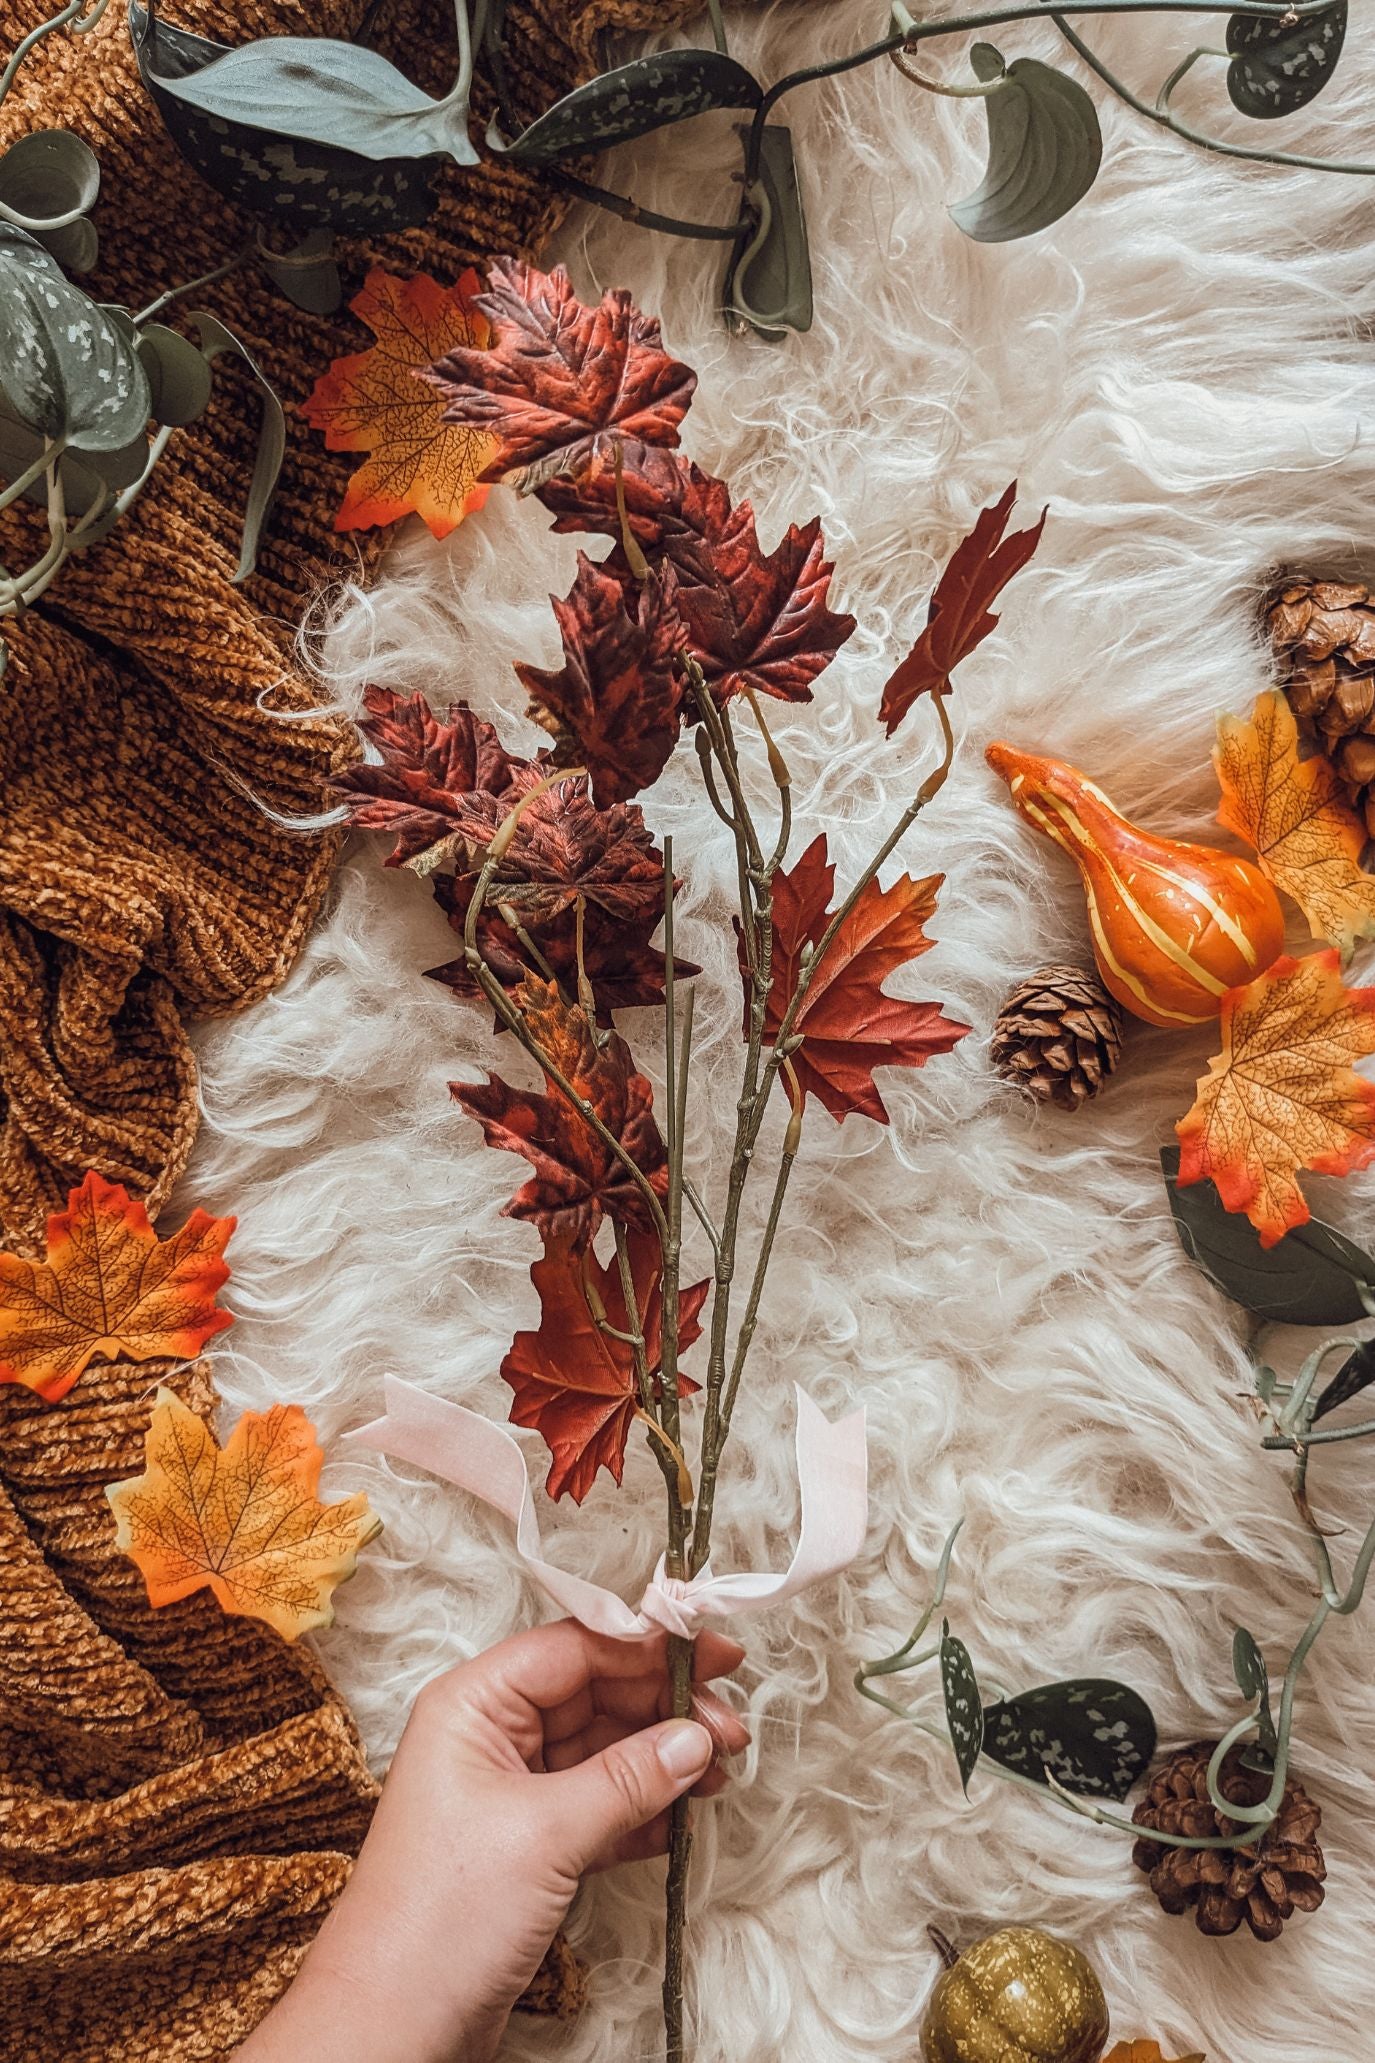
xmin=1215 ymin=689 xmax=1375 ymax=959
xmin=1176 ymin=950 xmax=1375 ymax=1246
xmin=108 ymin=1387 xmax=381 ymax=1642
xmin=0 ymin=1171 xmax=234 ymax=1404
xmin=1103 ymin=2044 xmax=1206 ymax=2063
xmin=301 ymin=267 xmax=496 ymax=539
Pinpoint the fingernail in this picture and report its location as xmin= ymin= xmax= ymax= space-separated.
xmin=656 ymin=1720 xmax=712 ymax=1779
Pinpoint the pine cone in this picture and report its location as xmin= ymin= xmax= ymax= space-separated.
xmin=1132 ymin=1740 xmax=1326 ymax=1942
xmin=990 ymin=964 xmax=1123 ymax=1111
xmin=1266 ymin=575 xmax=1375 ymax=832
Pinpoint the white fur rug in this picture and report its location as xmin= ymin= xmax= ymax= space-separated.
xmin=185 ymin=6 xmax=1375 ymax=2059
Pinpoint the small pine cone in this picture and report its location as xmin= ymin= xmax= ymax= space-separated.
xmin=1266 ymin=575 xmax=1375 ymax=834
xmin=990 ymin=964 xmax=1123 ymax=1111
xmin=1132 ymin=1740 xmax=1327 ymax=1943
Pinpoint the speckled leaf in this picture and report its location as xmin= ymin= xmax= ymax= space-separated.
xmin=949 ymin=44 xmax=1101 ymax=244
xmin=1227 ymin=3 xmax=1346 ymax=120
xmin=130 ymin=3 xmax=441 ymax=235
xmin=940 ymin=1620 xmax=983 ymax=1793
xmin=0 ymin=395 xmax=113 ymax=518
xmin=0 ymin=256 xmax=150 ymax=450
xmin=1232 ymin=1628 xmax=1278 ymax=1759
xmin=138 ymin=322 xmax=213 ymax=427
xmin=1161 ymin=1143 xmax=1375 ymax=1325
xmin=982 ymin=1678 xmax=1157 ymax=1800
xmin=495 ymin=48 xmax=761 ymax=163
xmin=726 ymin=123 xmax=812 ymax=339
xmin=1314 ymin=1337 xmax=1375 ymax=1422
xmin=0 ymin=128 xmax=100 ymax=236
xmin=192 ymin=312 xmax=283 ymax=581
xmin=0 ymin=223 xmax=62 ymax=276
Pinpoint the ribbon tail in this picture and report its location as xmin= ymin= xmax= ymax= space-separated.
xmin=345 ymin=1376 xmax=646 ymax=1639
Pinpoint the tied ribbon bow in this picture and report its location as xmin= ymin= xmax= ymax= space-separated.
xmin=347 ymin=1376 xmax=868 ymax=1641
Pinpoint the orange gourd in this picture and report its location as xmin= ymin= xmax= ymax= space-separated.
xmin=986 ymin=743 xmax=1285 ymax=1029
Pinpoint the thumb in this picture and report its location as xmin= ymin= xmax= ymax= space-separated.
xmin=549 ymin=1719 xmax=713 ymax=1871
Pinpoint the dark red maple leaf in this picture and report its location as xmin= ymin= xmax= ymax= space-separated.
xmin=880 ymin=483 xmax=1046 ymax=735
xmin=331 ymin=685 xmax=520 ymax=866
xmin=540 ymin=442 xmax=855 ymax=706
xmin=448 ymin=767 xmax=666 ymax=927
xmin=502 ymin=1231 xmax=708 ymax=1502
xmin=428 ymin=876 xmax=697 ymax=1022
xmin=516 ymin=554 xmax=689 ymax=806
xmin=748 ymin=834 xmax=970 ymax=1122
xmin=424 ymin=259 xmax=697 ymax=489
xmin=451 ymin=974 xmax=668 ymax=1246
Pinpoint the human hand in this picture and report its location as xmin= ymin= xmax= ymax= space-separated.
xmin=236 ymin=1620 xmax=748 ymax=2063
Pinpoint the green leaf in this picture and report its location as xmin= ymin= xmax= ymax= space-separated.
xmin=1314 ymin=1337 xmax=1375 ymax=1423
xmin=981 ymin=1678 xmax=1157 ymax=1800
xmin=137 ymin=322 xmax=213 ymax=428
xmin=726 ymin=124 xmax=813 ymax=340
xmin=147 ymin=33 xmax=477 ymax=166
xmin=257 ymin=229 xmax=343 ymax=316
xmin=0 ymin=394 xmax=142 ymax=518
xmin=37 ymin=215 xmax=98 ymax=275
xmin=0 ymin=257 xmax=151 ymax=451
xmin=949 ymin=44 xmax=1102 ymax=244
xmin=1232 ymin=1627 xmax=1278 ymax=1759
xmin=131 ymin=4 xmax=443 ymax=235
xmin=493 ymin=48 xmax=761 ymax=164
xmin=0 ymin=128 xmax=100 ymax=233
xmin=191 ymin=312 xmax=284 ymax=583
xmin=0 ymin=222 xmax=64 ymax=278
xmin=1161 ymin=1144 xmax=1375 ymax=1325
xmin=1227 ymin=3 xmax=1346 ymax=120
xmin=939 ymin=1620 xmax=983 ymax=1794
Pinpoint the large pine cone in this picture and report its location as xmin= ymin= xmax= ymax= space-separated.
xmin=1132 ymin=1740 xmax=1326 ymax=1942
xmin=1267 ymin=575 xmax=1375 ymax=830
xmin=990 ymin=964 xmax=1123 ymax=1111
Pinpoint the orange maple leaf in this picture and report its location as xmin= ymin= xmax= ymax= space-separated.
xmin=0 ymin=1172 xmax=234 ymax=1404
xmin=1176 ymin=950 xmax=1375 ymax=1246
xmin=301 ymin=267 xmax=496 ymax=539
xmin=108 ymin=1386 xmax=381 ymax=1642
xmin=1214 ymin=690 xmax=1375 ymax=959
xmin=1103 ymin=2045 xmax=1206 ymax=2063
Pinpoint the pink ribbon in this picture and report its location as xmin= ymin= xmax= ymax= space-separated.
xmin=346 ymin=1376 xmax=868 ymax=1641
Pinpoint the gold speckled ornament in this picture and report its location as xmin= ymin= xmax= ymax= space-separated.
xmin=921 ymin=1926 xmax=1111 ymax=2063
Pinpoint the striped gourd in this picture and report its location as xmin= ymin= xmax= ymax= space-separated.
xmin=985 ymin=743 xmax=1285 ymax=1029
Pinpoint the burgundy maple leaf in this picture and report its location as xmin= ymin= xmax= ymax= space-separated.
xmin=331 ymin=685 xmax=521 ymax=866
xmin=501 ymin=1231 xmax=708 ymax=1503
xmin=748 ymin=834 xmax=970 ymax=1122
xmin=451 ymin=974 xmax=668 ymax=1246
xmin=516 ymin=554 xmax=689 ymax=806
xmin=880 ymin=483 xmax=1046 ymax=735
xmin=540 ymin=442 xmax=855 ymax=705
xmin=424 ymin=259 xmax=697 ymax=489
xmin=449 ymin=769 xmax=667 ymax=927
xmin=428 ymin=877 xmax=698 ymax=1022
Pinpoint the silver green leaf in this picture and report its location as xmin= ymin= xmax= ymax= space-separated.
xmin=1314 ymin=1337 xmax=1375 ymax=1423
xmin=1161 ymin=1144 xmax=1375 ymax=1325
xmin=258 ymin=229 xmax=343 ymax=316
xmin=0 ymin=128 xmax=100 ymax=235
xmin=1227 ymin=3 xmax=1346 ymax=121
xmin=0 ymin=258 xmax=151 ymax=451
xmin=0 ymin=222 xmax=64 ymax=277
xmin=939 ymin=1620 xmax=983 ymax=1794
xmin=37 ymin=215 xmax=99 ymax=275
xmin=1232 ymin=1628 xmax=1278 ymax=1760
xmin=0 ymin=393 xmax=143 ymax=519
xmin=137 ymin=322 xmax=214 ymax=428
xmin=726 ymin=124 xmax=812 ymax=341
xmin=493 ymin=48 xmax=761 ymax=164
xmin=949 ymin=44 xmax=1102 ymax=245
xmin=151 ymin=34 xmax=477 ymax=166
xmin=192 ymin=312 xmax=283 ymax=583
xmin=981 ymin=1678 xmax=1157 ymax=1801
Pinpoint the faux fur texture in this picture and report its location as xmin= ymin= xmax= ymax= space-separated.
xmin=186 ymin=7 xmax=1375 ymax=2058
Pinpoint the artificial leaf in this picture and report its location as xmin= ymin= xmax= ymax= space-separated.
xmin=981 ymin=1678 xmax=1157 ymax=1801
xmin=724 ymin=123 xmax=814 ymax=339
xmin=502 ymin=1231 xmax=708 ymax=1501
xmin=881 ymin=483 xmax=1044 ymax=732
xmin=331 ymin=685 xmax=520 ymax=867
xmin=441 ymin=764 xmax=670 ymax=926
xmin=1232 ymin=1627 xmax=1278 ymax=1759
xmin=1160 ymin=1143 xmax=1375 ymax=1325
xmin=949 ymin=44 xmax=1102 ymax=244
xmin=138 ymin=322 xmax=213 ymax=428
xmin=0 ymin=1172 xmax=234 ymax=1404
xmin=0 ymin=127 xmax=100 ymax=235
xmin=1227 ymin=2 xmax=1346 ymax=119
xmin=426 ymin=258 xmax=697 ymax=489
xmin=301 ymin=268 xmax=495 ymax=538
xmin=429 ymin=875 xmax=695 ymax=1022
xmin=750 ymin=834 xmax=969 ymax=1122
xmin=1213 ymin=690 xmax=1375 ymax=958
xmin=1315 ymin=1337 xmax=1375 ymax=1422
xmin=108 ymin=1385 xmax=380 ymax=1640
xmin=191 ymin=313 xmax=284 ymax=582
xmin=496 ymin=47 xmax=761 ymax=163
xmin=258 ymin=228 xmax=343 ymax=316
xmin=540 ymin=443 xmax=854 ymax=704
xmin=1175 ymin=950 xmax=1375 ymax=1247
xmin=940 ymin=1620 xmax=983 ymax=1793
xmin=1103 ymin=2046 xmax=1206 ymax=2063
xmin=452 ymin=974 xmax=668 ymax=1249
xmin=517 ymin=554 xmax=689 ymax=805
xmin=0 ymin=252 xmax=151 ymax=450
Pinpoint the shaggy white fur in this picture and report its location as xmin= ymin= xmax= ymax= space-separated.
xmin=185 ymin=6 xmax=1375 ymax=2058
